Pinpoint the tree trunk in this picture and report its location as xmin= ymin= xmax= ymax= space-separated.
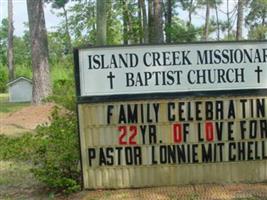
xmin=124 ymin=1 xmax=134 ymax=44
xmin=236 ymin=0 xmax=244 ymax=40
xmin=188 ymin=0 xmax=194 ymax=27
xmin=262 ymin=7 xmax=266 ymax=26
xmin=148 ymin=0 xmax=154 ymax=43
xmin=62 ymin=5 xmax=72 ymax=54
xmin=7 ymin=0 xmax=14 ymax=81
xmin=138 ymin=0 xmax=143 ymax=43
xmin=166 ymin=0 xmax=172 ymax=43
xmin=203 ymin=0 xmax=210 ymax=41
xmin=227 ymin=0 xmax=230 ymax=40
xmin=96 ymin=0 xmax=107 ymax=45
xmin=154 ymin=0 xmax=164 ymax=43
xmin=122 ymin=0 xmax=128 ymax=45
xmin=215 ymin=1 xmax=220 ymax=40
xmin=150 ymin=0 xmax=163 ymax=43
xmin=27 ymin=0 xmax=51 ymax=105
xmin=140 ymin=0 xmax=148 ymax=43
xmin=92 ymin=5 xmax=96 ymax=33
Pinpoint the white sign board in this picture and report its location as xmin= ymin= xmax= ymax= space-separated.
xmin=77 ymin=41 xmax=267 ymax=97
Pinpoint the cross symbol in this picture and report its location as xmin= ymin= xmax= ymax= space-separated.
xmin=254 ymin=66 xmax=263 ymax=83
xmin=107 ymin=72 xmax=115 ymax=89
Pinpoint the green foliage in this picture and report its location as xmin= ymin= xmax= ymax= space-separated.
xmin=48 ymin=62 xmax=76 ymax=111
xmin=167 ymin=18 xmax=200 ymax=42
xmin=68 ymin=1 xmax=96 ymax=44
xmin=16 ymin=64 xmax=32 ymax=79
xmin=0 ymin=107 xmax=81 ymax=194
xmin=48 ymin=31 xmax=69 ymax=63
xmin=248 ymin=25 xmax=267 ymax=40
xmin=49 ymin=79 xmax=76 ymax=111
xmin=246 ymin=0 xmax=267 ymax=27
xmin=106 ymin=1 xmax=123 ymax=45
xmin=13 ymin=36 xmax=31 ymax=66
xmin=0 ymin=18 xmax=8 ymax=66
xmin=0 ymin=65 xmax=8 ymax=92
xmin=246 ymin=0 xmax=267 ymax=40
xmin=0 ymin=134 xmax=36 ymax=161
xmin=48 ymin=0 xmax=69 ymax=9
xmin=32 ymin=108 xmax=80 ymax=194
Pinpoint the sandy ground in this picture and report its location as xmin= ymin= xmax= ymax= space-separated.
xmin=75 ymin=184 xmax=267 ymax=200
xmin=0 ymin=103 xmax=55 ymax=136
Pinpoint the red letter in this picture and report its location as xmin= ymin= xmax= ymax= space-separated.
xmin=205 ymin=122 xmax=214 ymax=142
xmin=173 ymin=123 xmax=182 ymax=143
xmin=118 ymin=126 xmax=127 ymax=145
xmin=129 ymin=125 xmax=138 ymax=145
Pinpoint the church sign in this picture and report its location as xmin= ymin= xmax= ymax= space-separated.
xmin=74 ymin=41 xmax=267 ymax=189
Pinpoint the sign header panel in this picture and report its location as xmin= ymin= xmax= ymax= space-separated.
xmin=77 ymin=41 xmax=267 ymax=97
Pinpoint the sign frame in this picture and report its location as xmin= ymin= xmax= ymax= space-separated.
xmin=74 ymin=40 xmax=267 ymax=189
xmin=74 ymin=40 xmax=267 ymax=103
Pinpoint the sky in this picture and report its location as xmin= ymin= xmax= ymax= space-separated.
xmin=0 ymin=0 xmax=61 ymax=35
xmin=0 ymin=0 xmax=239 ymax=37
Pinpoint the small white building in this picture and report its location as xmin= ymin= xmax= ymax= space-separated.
xmin=7 ymin=77 xmax=32 ymax=102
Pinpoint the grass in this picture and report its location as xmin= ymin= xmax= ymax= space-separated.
xmin=0 ymin=160 xmax=48 ymax=200
xmin=0 ymin=93 xmax=30 ymax=113
xmin=0 ymin=160 xmax=37 ymax=187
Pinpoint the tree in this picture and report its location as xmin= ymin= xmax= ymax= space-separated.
xmin=246 ymin=0 xmax=267 ymax=39
xmin=171 ymin=17 xmax=200 ymax=42
xmin=198 ymin=0 xmax=222 ymax=41
xmin=67 ymin=1 xmax=96 ymax=45
xmin=7 ymin=0 xmax=15 ymax=81
xmin=96 ymin=0 xmax=107 ymax=45
xmin=148 ymin=0 xmax=164 ymax=43
xmin=165 ymin=0 xmax=173 ymax=43
xmin=214 ymin=0 xmax=220 ymax=40
xmin=27 ymin=0 xmax=51 ymax=104
xmin=203 ymin=0 xmax=211 ymax=40
xmin=246 ymin=0 xmax=267 ymax=26
xmin=225 ymin=0 xmax=234 ymax=40
xmin=48 ymin=0 xmax=72 ymax=54
xmin=138 ymin=0 xmax=143 ymax=43
xmin=106 ymin=1 xmax=123 ymax=45
xmin=140 ymin=0 xmax=148 ymax=43
xmin=180 ymin=0 xmax=198 ymax=27
xmin=122 ymin=0 xmax=132 ymax=44
xmin=0 ymin=19 xmax=8 ymax=66
xmin=236 ymin=0 xmax=244 ymax=40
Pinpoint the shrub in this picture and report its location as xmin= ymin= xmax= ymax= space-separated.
xmin=0 ymin=133 xmax=35 ymax=161
xmin=0 ymin=65 xmax=8 ymax=92
xmin=47 ymin=79 xmax=76 ymax=111
xmin=32 ymin=108 xmax=81 ymax=194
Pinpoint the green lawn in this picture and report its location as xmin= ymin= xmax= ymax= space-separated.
xmin=0 ymin=93 xmax=30 ymax=113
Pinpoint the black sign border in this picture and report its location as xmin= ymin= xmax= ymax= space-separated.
xmin=74 ymin=40 xmax=267 ymax=104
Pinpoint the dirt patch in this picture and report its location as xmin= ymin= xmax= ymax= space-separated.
xmin=73 ymin=184 xmax=267 ymax=200
xmin=0 ymin=103 xmax=56 ymax=136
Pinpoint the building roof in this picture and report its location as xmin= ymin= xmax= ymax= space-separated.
xmin=6 ymin=77 xmax=32 ymax=87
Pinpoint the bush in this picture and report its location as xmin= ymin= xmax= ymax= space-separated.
xmin=0 ymin=65 xmax=8 ymax=92
xmin=0 ymin=133 xmax=35 ymax=161
xmin=46 ymin=79 xmax=76 ymax=111
xmin=32 ymin=108 xmax=81 ymax=194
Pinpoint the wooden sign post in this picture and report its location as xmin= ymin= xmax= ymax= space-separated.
xmin=74 ymin=41 xmax=267 ymax=189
